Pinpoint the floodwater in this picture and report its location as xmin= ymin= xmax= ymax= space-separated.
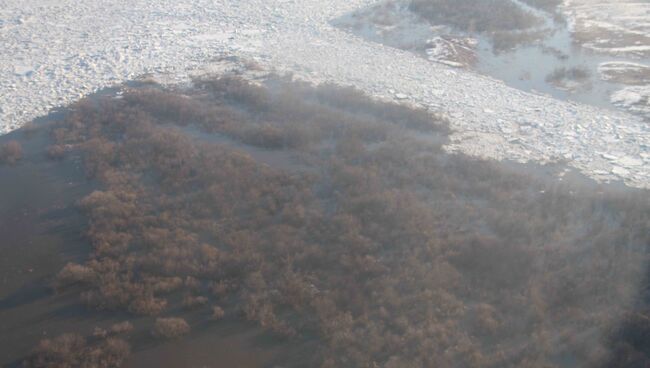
xmin=123 ymin=320 xmax=293 ymax=368
xmin=333 ymin=0 xmax=650 ymax=117
xmin=0 ymin=113 xmax=301 ymax=367
xmin=474 ymin=0 xmax=648 ymax=111
xmin=0 ymin=126 xmax=99 ymax=367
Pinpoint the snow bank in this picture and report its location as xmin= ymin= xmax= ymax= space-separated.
xmin=0 ymin=0 xmax=648 ymax=188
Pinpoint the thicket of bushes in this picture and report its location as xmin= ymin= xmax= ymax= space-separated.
xmin=152 ymin=318 xmax=191 ymax=339
xmin=40 ymin=75 xmax=650 ymax=367
xmin=24 ymin=333 xmax=130 ymax=368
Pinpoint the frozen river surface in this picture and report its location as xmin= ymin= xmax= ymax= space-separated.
xmin=0 ymin=0 xmax=648 ymax=188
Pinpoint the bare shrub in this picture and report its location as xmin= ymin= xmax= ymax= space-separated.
xmin=0 ymin=140 xmax=23 ymax=165
xmin=184 ymin=276 xmax=201 ymax=290
xmin=182 ymin=294 xmax=208 ymax=310
xmin=211 ymin=305 xmax=225 ymax=321
xmin=92 ymin=327 xmax=108 ymax=339
xmin=209 ymin=280 xmax=234 ymax=297
xmin=128 ymin=296 xmax=167 ymax=316
xmin=46 ymin=145 xmax=66 ymax=160
xmin=152 ymin=317 xmax=190 ymax=339
xmin=109 ymin=321 xmax=134 ymax=335
xmin=146 ymin=276 xmax=184 ymax=294
xmin=472 ymin=303 xmax=501 ymax=335
xmin=24 ymin=333 xmax=86 ymax=368
xmin=54 ymin=263 xmax=96 ymax=289
xmin=24 ymin=333 xmax=130 ymax=368
xmin=43 ymin=74 xmax=649 ymax=367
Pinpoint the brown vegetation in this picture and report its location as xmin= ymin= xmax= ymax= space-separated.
xmin=152 ymin=318 xmax=191 ymax=339
xmin=24 ymin=333 xmax=129 ymax=368
xmin=42 ymin=75 xmax=650 ymax=367
xmin=93 ymin=323 xmax=133 ymax=338
xmin=109 ymin=322 xmax=134 ymax=335
xmin=182 ymin=294 xmax=209 ymax=310
xmin=211 ymin=305 xmax=225 ymax=321
xmin=46 ymin=145 xmax=67 ymax=160
xmin=0 ymin=140 xmax=23 ymax=165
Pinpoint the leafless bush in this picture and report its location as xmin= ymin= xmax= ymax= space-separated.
xmin=211 ymin=305 xmax=225 ymax=321
xmin=0 ymin=140 xmax=23 ymax=165
xmin=128 ymin=296 xmax=167 ymax=316
xmin=152 ymin=317 xmax=190 ymax=339
xmin=472 ymin=303 xmax=501 ymax=335
xmin=182 ymin=294 xmax=208 ymax=310
xmin=109 ymin=321 xmax=134 ymax=335
xmin=46 ymin=145 xmax=66 ymax=160
xmin=42 ymin=74 xmax=649 ymax=367
xmin=54 ymin=263 xmax=96 ymax=290
xmin=24 ymin=333 xmax=130 ymax=368
xmin=93 ymin=327 xmax=110 ymax=339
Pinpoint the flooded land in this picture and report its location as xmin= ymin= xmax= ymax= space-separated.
xmin=0 ymin=114 xmax=301 ymax=368
xmin=0 ymin=0 xmax=648 ymax=367
xmin=0 ymin=73 xmax=648 ymax=367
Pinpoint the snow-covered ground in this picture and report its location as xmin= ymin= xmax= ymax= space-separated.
xmin=0 ymin=0 xmax=648 ymax=188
